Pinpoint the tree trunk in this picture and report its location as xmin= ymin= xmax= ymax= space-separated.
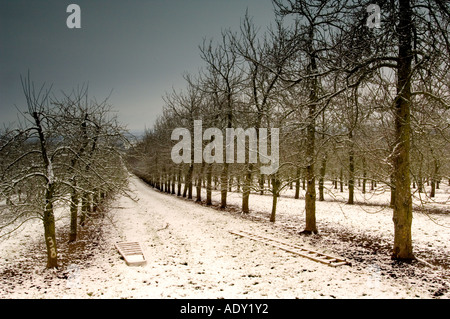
xmin=242 ymin=164 xmax=253 ymax=213
xmin=259 ymin=175 xmax=265 ymax=195
xmin=79 ymin=192 xmax=89 ymax=226
xmin=171 ymin=172 xmax=176 ymax=195
xmin=430 ymin=179 xmax=436 ymax=198
xmin=362 ymin=158 xmax=367 ymax=194
xmin=196 ymin=163 xmax=205 ymax=202
xmin=44 ymin=185 xmax=58 ymax=268
xmin=392 ymin=0 xmax=414 ymax=261
xmin=177 ymin=167 xmax=182 ymax=196
xmin=295 ymin=166 xmax=301 ymax=199
xmin=166 ymin=173 xmax=170 ymax=193
xmin=303 ymin=102 xmax=317 ymax=234
xmin=69 ymin=185 xmax=78 ymax=243
xmin=220 ymin=163 xmax=228 ymax=208
xmin=348 ymin=131 xmax=354 ymax=205
xmin=196 ymin=175 xmax=202 ymax=201
xmin=270 ymin=176 xmax=280 ymax=223
xmin=318 ymin=155 xmax=327 ymax=201
xmin=31 ymin=110 xmax=58 ymax=268
xmin=206 ymin=164 xmax=212 ymax=205
xmin=184 ymin=163 xmax=193 ymax=199
xmin=430 ymin=159 xmax=438 ymax=197
xmin=301 ymin=30 xmax=319 ymax=235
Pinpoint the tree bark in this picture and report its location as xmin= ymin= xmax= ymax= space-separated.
xmin=430 ymin=179 xmax=436 ymax=197
xmin=242 ymin=163 xmax=253 ymax=213
xmin=44 ymin=184 xmax=58 ymax=268
xmin=301 ymin=28 xmax=319 ymax=234
xmin=171 ymin=172 xmax=176 ymax=195
xmin=206 ymin=164 xmax=212 ymax=205
xmin=392 ymin=0 xmax=414 ymax=261
xmin=430 ymin=159 xmax=438 ymax=197
xmin=79 ymin=192 xmax=89 ymax=226
xmin=220 ymin=163 xmax=228 ymax=208
xmin=32 ymin=110 xmax=58 ymax=268
xmin=259 ymin=175 xmax=265 ymax=195
xmin=69 ymin=185 xmax=78 ymax=243
xmin=319 ymin=155 xmax=327 ymax=201
xmin=177 ymin=167 xmax=182 ymax=196
xmin=362 ymin=158 xmax=367 ymax=194
xmin=348 ymin=131 xmax=354 ymax=205
xmin=295 ymin=166 xmax=301 ymax=199
xmin=196 ymin=163 xmax=205 ymax=202
xmin=270 ymin=176 xmax=280 ymax=223
xmin=184 ymin=163 xmax=193 ymax=199
xmin=303 ymin=101 xmax=317 ymax=234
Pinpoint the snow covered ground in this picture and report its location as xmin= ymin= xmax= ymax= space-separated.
xmin=0 ymin=175 xmax=448 ymax=299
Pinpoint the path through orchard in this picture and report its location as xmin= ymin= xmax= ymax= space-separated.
xmin=0 ymin=175 xmax=445 ymax=298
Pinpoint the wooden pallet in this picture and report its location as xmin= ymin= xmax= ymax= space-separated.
xmin=115 ymin=241 xmax=147 ymax=266
xmin=229 ymin=230 xmax=350 ymax=267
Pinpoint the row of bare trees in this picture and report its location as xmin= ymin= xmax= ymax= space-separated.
xmin=0 ymin=75 xmax=129 ymax=268
xmin=128 ymin=0 xmax=450 ymax=261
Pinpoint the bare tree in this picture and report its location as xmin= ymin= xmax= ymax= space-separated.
xmin=331 ymin=0 xmax=450 ymax=259
xmin=199 ymin=32 xmax=243 ymax=209
xmin=273 ymin=0 xmax=353 ymax=234
xmin=231 ymin=12 xmax=297 ymax=213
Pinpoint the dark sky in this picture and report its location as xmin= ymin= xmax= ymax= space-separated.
xmin=0 ymin=0 xmax=275 ymax=133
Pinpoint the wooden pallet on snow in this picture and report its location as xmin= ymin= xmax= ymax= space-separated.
xmin=115 ymin=241 xmax=147 ymax=266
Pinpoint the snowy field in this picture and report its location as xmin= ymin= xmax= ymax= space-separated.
xmin=0 ymin=175 xmax=448 ymax=299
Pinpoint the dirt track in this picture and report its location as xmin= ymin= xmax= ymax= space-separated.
xmin=82 ymin=176 xmax=437 ymax=298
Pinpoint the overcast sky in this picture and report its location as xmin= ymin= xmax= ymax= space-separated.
xmin=0 ymin=0 xmax=275 ymax=134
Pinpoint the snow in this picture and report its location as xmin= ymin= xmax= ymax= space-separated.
xmin=0 ymin=175 xmax=448 ymax=299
